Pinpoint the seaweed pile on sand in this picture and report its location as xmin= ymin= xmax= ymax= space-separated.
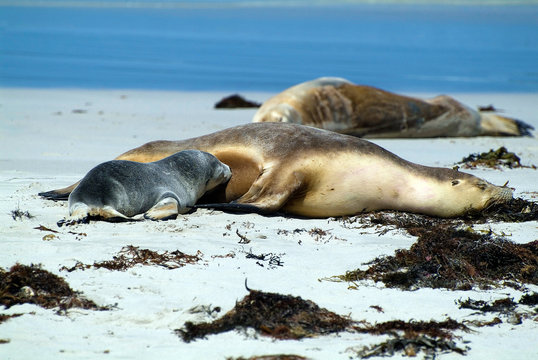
xmin=0 ymin=264 xmax=102 ymax=312
xmin=214 ymin=94 xmax=261 ymax=109
xmin=334 ymin=213 xmax=538 ymax=290
xmin=177 ymin=285 xmax=471 ymax=358
xmin=60 ymin=245 xmax=203 ymax=272
xmin=457 ymin=146 xmax=536 ymax=169
xmin=176 ymin=287 xmax=352 ymax=342
xmin=351 ymin=318 xmax=471 ymax=358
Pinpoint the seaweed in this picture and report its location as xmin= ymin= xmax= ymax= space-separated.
xmin=333 ymin=214 xmax=538 ymax=290
xmin=215 ymin=94 xmax=261 ymax=109
xmin=0 ymin=264 xmax=101 ymax=311
xmin=354 ymin=318 xmax=469 ymax=340
xmin=11 ymin=209 xmax=34 ymax=221
xmin=457 ymin=146 xmax=536 ymax=169
xmin=458 ymin=297 xmax=517 ymax=313
xmin=519 ymin=292 xmax=538 ymax=306
xmin=351 ymin=319 xmax=470 ymax=358
xmin=353 ymin=334 xmax=469 ymax=359
xmin=0 ymin=313 xmax=22 ymax=324
xmin=176 ymin=288 xmax=352 ymax=342
xmin=464 ymin=197 xmax=538 ymax=223
xmin=242 ymin=248 xmax=284 ymax=269
xmin=60 ymin=245 xmax=203 ymax=272
xmin=457 ymin=295 xmax=538 ymax=326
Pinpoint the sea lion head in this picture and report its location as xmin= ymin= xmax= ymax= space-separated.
xmin=438 ymin=171 xmax=513 ymax=217
xmin=253 ymin=103 xmax=302 ymax=124
xmin=204 ymin=155 xmax=232 ymax=192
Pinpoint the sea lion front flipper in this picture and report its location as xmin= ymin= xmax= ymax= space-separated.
xmin=195 ymin=169 xmax=304 ymax=215
xmin=234 ymin=169 xmax=305 ymax=213
xmin=144 ymin=197 xmax=181 ymax=221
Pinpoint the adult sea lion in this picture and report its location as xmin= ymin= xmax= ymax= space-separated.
xmin=253 ymin=77 xmax=534 ymax=138
xmin=41 ymin=123 xmax=512 ymax=218
xmin=57 ymin=150 xmax=231 ymax=225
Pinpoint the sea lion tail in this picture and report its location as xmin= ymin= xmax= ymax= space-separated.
xmin=479 ymin=112 xmax=534 ymax=137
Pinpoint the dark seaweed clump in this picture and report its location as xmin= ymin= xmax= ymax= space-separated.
xmin=354 ymin=334 xmax=469 ymax=359
xmin=355 ymin=318 xmax=468 ymax=340
xmin=11 ymin=209 xmax=34 ymax=221
xmin=352 ymin=318 xmax=470 ymax=358
xmin=176 ymin=289 xmax=352 ymax=342
xmin=465 ymin=197 xmax=538 ymax=223
xmin=458 ymin=146 xmax=535 ymax=169
xmin=214 ymin=94 xmax=261 ymax=109
xmin=0 ymin=264 xmax=101 ymax=311
xmin=178 ymin=287 xmax=470 ymax=358
xmin=336 ymin=214 xmax=538 ymax=290
xmin=60 ymin=245 xmax=202 ymax=272
xmin=457 ymin=294 xmax=538 ymax=326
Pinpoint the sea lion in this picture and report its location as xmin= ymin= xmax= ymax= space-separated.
xmin=57 ymin=150 xmax=231 ymax=225
xmin=42 ymin=123 xmax=512 ymax=218
xmin=252 ymin=77 xmax=534 ymax=138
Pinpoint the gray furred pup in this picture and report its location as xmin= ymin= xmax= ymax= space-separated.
xmin=58 ymin=150 xmax=231 ymax=226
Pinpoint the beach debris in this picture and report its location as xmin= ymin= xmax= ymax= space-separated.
xmin=355 ymin=318 xmax=469 ymax=339
xmin=236 ymin=229 xmax=251 ymax=244
xmin=519 ymin=292 xmax=538 ymax=306
xmin=464 ymin=197 xmax=538 ymax=223
xmin=458 ymin=293 xmax=538 ymax=326
xmin=175 ymin=288 xmax=352 ymax=342
xmin=34 ymin=225 xmax=59 ymax=233
xmin=178 ymin=287 xmax=471 ymax=358
xmin=331 ymin=213 xmax=538 ymax=290
xmin=478 ymin=104 xmax=501 ymax=112
xmin=352 ymin=334 xmax=469 ymax=359
xmin=59 ymin=245 xmax=203 ymax=272
xmin=10 ymin=209 xmax=34 ymax=221
xmin=0 ymin=264 xmax=102 ymax=312
xmin=241 ymin=248 xmax=284 ymax=269
xmin=0 ymin=313 xmax=22 ymax=325
xmin=350 ymin=318 xmax=470 ymax=358
xmin=457 ymin=146 xmax=536 ymax=169
xmin=214 ymin=94 xmax=261 ymax=109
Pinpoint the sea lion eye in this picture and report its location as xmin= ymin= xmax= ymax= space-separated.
xmin=451 ymin=180 xmax=460 ymax=186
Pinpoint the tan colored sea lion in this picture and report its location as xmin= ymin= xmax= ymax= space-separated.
xmin=40 ymin=123 xmax=512 ymax=218
xmin=253 ymin=77 xmax=533 ymax=138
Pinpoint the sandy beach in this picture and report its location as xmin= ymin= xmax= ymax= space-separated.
xmin=0 ymin=88 xmax=537 ymax=359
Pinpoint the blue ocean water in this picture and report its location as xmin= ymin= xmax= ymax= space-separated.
xmin=1 ymin=2 xmax=537 ymax=92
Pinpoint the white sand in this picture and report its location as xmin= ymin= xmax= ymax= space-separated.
xmin=1 ymin=88 xmax=537 ymax=359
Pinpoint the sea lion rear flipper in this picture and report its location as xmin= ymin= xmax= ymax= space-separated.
xmin=479 ymin=112 xmax=534 ymax=137
xmin=194 ymin=202 xmax=268 ymax=215
xmin=39 ymin=182 xmax=80 ymax=201
xmin=144 ymin=197 xmax=181 ymax=221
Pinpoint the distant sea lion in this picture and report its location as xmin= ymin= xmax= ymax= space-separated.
xmin=43 ymin=123 xmax=512 ymax=219
xmin=253 ymin=77 xmax=533 ymax=137
xmin=57 ymin=150 xmax=231 ymax=225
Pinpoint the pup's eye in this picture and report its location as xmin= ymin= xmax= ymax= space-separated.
xmin=452 ymin=180 xmax=460 ymax=186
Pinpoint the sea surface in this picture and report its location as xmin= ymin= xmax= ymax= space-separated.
xmin=1 ymin=1 xmax=537 ymax=92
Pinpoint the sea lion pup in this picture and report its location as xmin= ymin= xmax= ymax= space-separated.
xmin=43 ymin=123 xmax=512 ymax=219
xmin=252 ymin=77 xmax=534 ymax=138
xmin=57 ymin=150 xmax=231 ymax=226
